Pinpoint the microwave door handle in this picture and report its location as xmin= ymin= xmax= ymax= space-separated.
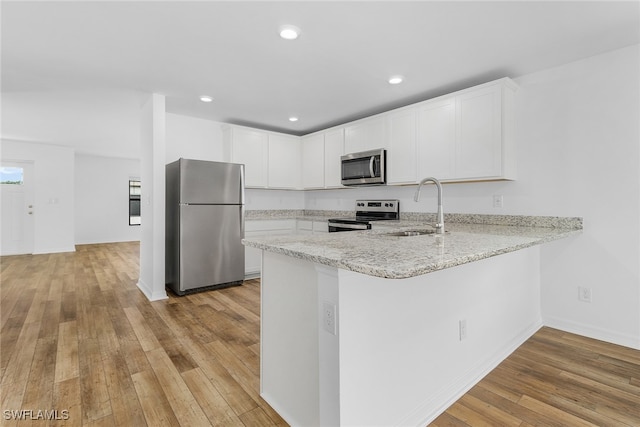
xmin=369 ymin=156 xmax=375 ymax=178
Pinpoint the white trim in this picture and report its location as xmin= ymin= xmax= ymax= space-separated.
xmin=544 ymin=316 xmax=640 ymax=350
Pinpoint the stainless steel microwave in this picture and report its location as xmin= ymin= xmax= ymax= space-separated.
xmin=341 ymin=148 xmax=386 ymax=186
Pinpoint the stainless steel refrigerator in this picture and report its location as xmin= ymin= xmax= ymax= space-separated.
xmin=165 ymin=158 xmax=245 ymax=295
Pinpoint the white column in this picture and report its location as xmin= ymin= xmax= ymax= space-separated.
xmin=138 ymin=93 xmax=168 ymax=301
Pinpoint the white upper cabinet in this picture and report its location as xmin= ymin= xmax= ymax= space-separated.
xmin=344 ymin=116 xmax=387 ymax=154
xmin=416 ymin=78 xmax=517 ymax=182
xmin=386 ymin=108 xmax=417 ymax=184
xmin=223 ymin=78 xmax=517 ymax=190
xmin=268 ymin=133 xmax=302 ymax=189
xmin=324 ymin=128 xmax=344 ymax=188
xmin=301 ymin=133 xmax=325 ymax=189
xmin=416 ymin=97 xmax=456 ymax=180
xmin=455 ymin=84 xmax=503 ymax=179
xmin=223 ymin=125 xmax=302 ymax=189
xmin=224 ymin=126 xmax=269 ymax=188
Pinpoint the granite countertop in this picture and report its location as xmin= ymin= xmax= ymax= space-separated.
xmin=242 ymin=219 xmax=582 ymax=279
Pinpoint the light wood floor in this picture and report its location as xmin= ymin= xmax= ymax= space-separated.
xmin=1 ymin=242 xmax=639 ymax=426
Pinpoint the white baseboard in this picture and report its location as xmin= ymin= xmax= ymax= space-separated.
xmin=32 ymin=245 xmax=77 ymax=254
xmin=401 ymin=320 xmax=543 ymax=427
xmin=543 ymin=315 xmax=640 ymax=350
xmin=137 ymin=279 xmax=168 ymax=302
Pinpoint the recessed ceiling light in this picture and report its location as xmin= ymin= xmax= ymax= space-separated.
xmin=388 ymin=76 xmax=404 ymax=85
xmin=289 ymin=117 xmax=299 ymax=122
xmin=199 ymin=96 xmax=213 ymax=102
xmin=279 ymin=25 xmax=301 ymax=40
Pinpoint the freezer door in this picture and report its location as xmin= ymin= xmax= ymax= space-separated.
xmin=179 ymin=205 xmax=245 ymax=292
xmin=179 ymin=159 xmax=244 ymax=204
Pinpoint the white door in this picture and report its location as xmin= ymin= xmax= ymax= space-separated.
xmin=1 ymin=161 xmax=35 ymax=255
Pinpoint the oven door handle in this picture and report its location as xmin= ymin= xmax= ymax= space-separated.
xmin=328 ymin=222 xmax=370 ymax=230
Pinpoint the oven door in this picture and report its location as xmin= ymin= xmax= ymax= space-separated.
xmin=328 ymin=221 xmax=372 ymax=233
xmin=341 ymin=149 xmax=386 ymax=186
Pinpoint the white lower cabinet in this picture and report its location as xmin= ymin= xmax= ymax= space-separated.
xmin=296 ymin=219 xmax=328 ymax=235
xmin=244 ymin=219 xmax=296 ymax=277
xmin=245 ymin=219 xmax=327 ymax=277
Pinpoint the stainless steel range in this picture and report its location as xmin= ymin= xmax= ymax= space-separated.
xmin=328 ymin=199 xmax=400 ymax=232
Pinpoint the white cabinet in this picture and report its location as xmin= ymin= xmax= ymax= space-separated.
xmin=386 ymin=108 xmax=417 ymax=184
xmin=268 ymin=134 xmax=302 ymax=189
xmin=301 ymin=133 xmax=325 ymax=189
xmin=416 ymin=97 xmax=456 ymax=180
xmin=296 ymin=219 xmax=328 ymax=234
xmin=224 ymin=126 xmax=269 ymax=188
xmin=324 ymin=128 xmax=344 ymax=188
xmin=300 ymin=127 xmax=344 ymax=189
xmin=223 ymin=125 xmax=303 ymax=189
xmin=344 ymin=116 xmax=387 ymax=154
xmin=455 ymin=84 xmax=504 ymax=179
xmin=312 ymin=220 xmax=328 ymax=233
xmin=415 ymin=78 xmax=517 ymax=182
xmin=244 ymin=219 xmax=296 ymax=277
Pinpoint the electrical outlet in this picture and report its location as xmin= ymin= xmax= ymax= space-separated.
xmin=459 ymin=319 xmax=467 ymax=341
xmin=323 ymin=301 xmax=337 ymax=335
xmin=493 ymin=195 xmax=504 ymax=208
xmin=578 ymin=286 xmax=592 ymax=303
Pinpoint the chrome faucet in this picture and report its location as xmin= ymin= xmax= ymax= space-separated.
xmin=414 ymin=177 xmax=444 ymax=234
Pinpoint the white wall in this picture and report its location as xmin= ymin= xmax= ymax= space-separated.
xmin=0 ymin=139 xmax=76 ymax=254
xmin=305 ymin=45 xmax=640 ymax=348
xmin=166 ymin=113 xmax=225 ymax=163
xmin=74 ymin=153 xmax=141 ymax=244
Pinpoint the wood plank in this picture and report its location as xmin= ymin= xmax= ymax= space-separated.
xmin=145 ymin=347 xmax=210 ymax=426
xmin=181 ymin=367 xmax=245 ymax=427
xmin=55 ymin=320 xmax=79 ymax=383
xmin=51 ymin=377 xmax=82 ymax=427
xmin=77 ymin=338 xmax=112 ymax=423
xmin=123 ymin=306 xmax=161 ymax=352
xmin=101 ymin=350 xmax=147 ymax=427
xmin=131 ymin=370 xmax=179 ymax=427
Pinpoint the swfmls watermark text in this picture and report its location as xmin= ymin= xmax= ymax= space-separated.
xmin=3 ymin=409 xmax=69 ymax=421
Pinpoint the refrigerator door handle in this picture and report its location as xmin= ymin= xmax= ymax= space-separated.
xmin=239 ymin=165 xmax=245 ymax=205
xmin=240 ymin=206 xmax=245 ymax=235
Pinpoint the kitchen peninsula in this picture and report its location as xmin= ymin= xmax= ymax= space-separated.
xmin=243 ymin=215 xmax=582 ymax=426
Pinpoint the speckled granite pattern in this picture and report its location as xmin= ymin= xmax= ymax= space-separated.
xmin=246 ymin=210 xmax=583 ymax=229
xmin=242 ymin=221 xmax=582 ymax=279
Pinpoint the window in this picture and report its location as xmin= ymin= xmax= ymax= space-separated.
xmin=0 ymin=167 xmax=24 ymax=185
xmin=129 ymin=180 xmax=141 ymax=226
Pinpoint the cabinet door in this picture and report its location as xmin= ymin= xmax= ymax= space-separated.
xmin=387 ymin=108 xmax=417 ymax=184
xmin=268 ymin=134 xmax=302 ymax=189
xmin=344 ymin=116 xmax=386 ymax=154
xmin=301 ymin=134 xmax=325 ymax=189
xmin=231 ymin=127 xmax=268 ymax=188
xmin=324 ymin=128 xmax=344 ymax=188
xmin=455 ymin=85 xmax=502 ymax=179
xmin=417 ymin=97 xmax=456 ymax=181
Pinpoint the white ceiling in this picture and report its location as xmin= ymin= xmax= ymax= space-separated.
xmin=2 ymin=1 xmax=639 ymax=158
